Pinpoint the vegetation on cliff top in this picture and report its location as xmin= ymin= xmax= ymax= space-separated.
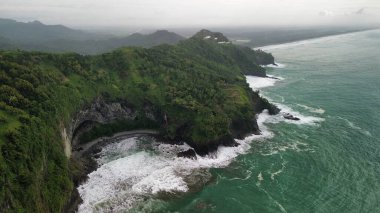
xmin=0 ymin=30 xmax=274 ymax=212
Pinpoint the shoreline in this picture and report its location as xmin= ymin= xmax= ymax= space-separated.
xmin=65 ymin=44 xmax=283 ymax=212
xmin=253 ymin=28 xmax=380 ymax=51
xmin=67 ymin=86 xmax=282 ymax=212
xmin=66 ymin=129 xmax=159 ymax=213
xmin=68 ymin=73 xmax=285 ymax=212
xmin=67 ymin=27 xmax=364 ymax=211
xmin=66 ymin=122 xmax=265 ymax=212
xmin=70 ymin=108 xmax=282 ymax=212
xmin=72 ymin=129 xmax=159 ymax=158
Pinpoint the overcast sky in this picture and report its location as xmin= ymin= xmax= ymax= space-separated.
xmin=0 ymin=0 xmax=379 ymax=28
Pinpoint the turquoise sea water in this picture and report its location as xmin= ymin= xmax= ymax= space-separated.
xmin=78 ymin=30 xmax=380 ymax=212
xmin=162 ymin=30 xmax=380 ymax=212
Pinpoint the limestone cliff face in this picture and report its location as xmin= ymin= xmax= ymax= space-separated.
xmin=61 ymin=97 xmax=157 ymax=157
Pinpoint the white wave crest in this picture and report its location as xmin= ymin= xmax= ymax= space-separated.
xmin=245 ymin=75 xmax=324 ymax=126
xmin=270 ymin=159 xmax=287 ymax=181
xmin=337 ymin=116 xmax=372 ymax=136
xmin=77 ymin=106 xmax=278 ymax=212
xmin=77 ymin=115 xmax=274 ymax=213
xmin=276 ymin=103 xmax=325 ymax=125
xmin=246 ymin=75 xmax=281 ymax=90
xmin=258 ymin=172 xmax=264 ymax=181
xmin=78 ymin=72 xmax=324 ymax=212
xmin=78 ymin=150 xmax=189 ymax=213
xmin=297 ymin=104 xmax=325 ymax=114
xmin=262 ymin=62 xmax=286 ymax=68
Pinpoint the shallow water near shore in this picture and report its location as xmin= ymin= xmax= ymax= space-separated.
xmin=78 ymin=29 xmax=380 ymax=212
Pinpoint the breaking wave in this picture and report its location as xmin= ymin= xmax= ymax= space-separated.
xmin=77 ymin=73 xmax=324 ymax=212
xmin=262 ymin=63 xmax=286 ymax=68
xmin=77 ymin=114 xmax=274 ymax=212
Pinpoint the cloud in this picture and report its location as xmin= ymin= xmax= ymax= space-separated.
xmin=0 ymin=0 xmax=379 ymax=27
xmin=355 ymin=8 xmax=365 ymax=15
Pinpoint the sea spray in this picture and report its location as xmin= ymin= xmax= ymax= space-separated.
xmin=77 ymin=111 xmax=275 ymax=212
xmin=154 ymin=30 xmax=380 ymax=212
xmin=78 ymin=67 xmax=325 ymax=212
xmin=246 ymin=75 xmax=324 ymax=126
xmin=262 ymin=63 xmax=287 ymax=68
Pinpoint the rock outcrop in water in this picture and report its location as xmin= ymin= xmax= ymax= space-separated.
xmin=283 ymin=113 xmax=300 ymax=121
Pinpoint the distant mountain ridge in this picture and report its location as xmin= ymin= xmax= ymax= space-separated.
xmin=0 ymin=35 xmax=14 ymax=49
xmin=0 ymin=18 xmax=185 ymax=54
xmin=0 ymin=18 xmax=102 ymax=42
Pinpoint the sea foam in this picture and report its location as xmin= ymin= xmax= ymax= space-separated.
xmin=78 ymin=72 xmax=323 ymax=212
xmin=77 ymin=110 xmax=276 ymax=212
xmin=246 ymin=75 xmax=324 ymax=126
xmin=297 ymin=104 xmax=325 ymax=114
xmin=262 ymin=63 xmax=286 ymax=68
xmin=246 ymin=75 xmax=279 ymax=90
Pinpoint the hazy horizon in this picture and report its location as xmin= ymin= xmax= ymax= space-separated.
xmin=1 ymin=0 xmax=379 ymax=30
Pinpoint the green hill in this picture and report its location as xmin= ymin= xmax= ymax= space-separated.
xmin=0 ymin=18 xmax=185 ymax=54
xmin=0 ymin=30 xmax=275 ymax=212
xmin=36 ymin=30 xmax=185 ymax=54
xmin=0 ymin=18 xmax=101 ymax=43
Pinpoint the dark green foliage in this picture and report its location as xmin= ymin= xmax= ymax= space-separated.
xmin=0 ymin=33 xmax=273 ymax=212
xmin=176 ymin=37 xmax=272 ymax=76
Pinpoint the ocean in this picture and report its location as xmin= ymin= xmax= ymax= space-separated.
xmin=77 ymin=29 xmax=380 ymax=212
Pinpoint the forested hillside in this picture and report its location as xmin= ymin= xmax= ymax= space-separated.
xmin=0 ymin=31 xmax=275 ymax=212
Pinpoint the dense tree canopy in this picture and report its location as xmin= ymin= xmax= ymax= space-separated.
xmin=0 ymin=34 xmax=274 ymax=212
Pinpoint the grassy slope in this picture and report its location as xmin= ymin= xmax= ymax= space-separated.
xmin=0 ymin=36 xmax=274 ymax=212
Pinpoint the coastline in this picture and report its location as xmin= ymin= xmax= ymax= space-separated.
xmin=72 ymin=113 xmax=273 ymax=212
xmin=253 ymin=28 xmax=379 ymax=51
xmin=67 ymin=74 xmax=282 ymax=212
xmin=73 ymin=29 xmax=379 ymax=213
xmin=73 ymin=129 xmax=159 ymax=158
xmin=66 ymin=100 xmax=277 ymax=212
xmin=67 ymin=35 xmax=303 ymax=211
xmin=64 ymin=29 xmax=304 ymax=211
xmin=69 ymin=68 xmax=319 ymax=212
xmin=66 ymin=129 xmax=159 ymax=212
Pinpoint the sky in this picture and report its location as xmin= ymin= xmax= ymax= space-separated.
xmin=0 ymin=0 xmax=379 ymax=28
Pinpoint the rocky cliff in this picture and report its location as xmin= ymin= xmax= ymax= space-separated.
xmin=61 ymin=97 xmax=159 ymax=157
xmin=0 ymin=29 xmax=278 ymax=212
